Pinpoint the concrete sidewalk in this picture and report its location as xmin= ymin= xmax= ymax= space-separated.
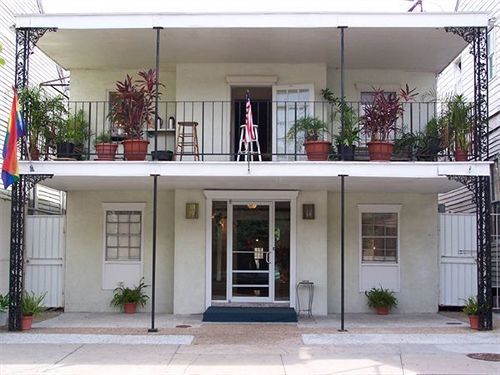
xmin=1 ymin=313 xmax=499 ymax=374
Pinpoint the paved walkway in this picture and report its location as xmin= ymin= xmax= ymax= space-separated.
xmin=1 ymin=313 xmax=499 ymax=374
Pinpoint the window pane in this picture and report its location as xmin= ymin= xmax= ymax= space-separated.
xmin=105 ymin=209 xmax=142 ymax=262
xmin=361 ymin=212 xmax=398 ymax=263
xmin=212 ymin=201 xmax=227 ymax=300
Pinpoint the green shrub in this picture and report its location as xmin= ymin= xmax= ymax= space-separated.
xmin=365 ymin=286 xmax=398 ymax=309
xmin=22 ymin=291 xmax=46 ymax=316
xmin=110 ymin=278 xmax=149 ymax=309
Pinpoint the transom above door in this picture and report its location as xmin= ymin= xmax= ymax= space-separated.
xmin=206 ymin=191 xmax=298 ymax=308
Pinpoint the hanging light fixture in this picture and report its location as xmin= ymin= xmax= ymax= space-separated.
xmin=247 ymin=202 xmax=257 ymax=209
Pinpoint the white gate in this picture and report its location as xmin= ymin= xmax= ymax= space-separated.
xmin=439 ymin=213 xmax=477 ymax=306
xmin=25 ymin=215 xmax=65 ymax=308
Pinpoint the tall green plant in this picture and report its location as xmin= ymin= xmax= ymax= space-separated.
xmin=286 ymin=117 xmax=330 ymax=142
xmin=446 ymin=94 xmax=472 ymax=151
xmin=334 ymin=105 xmax=360 ymax=147
xmin=18 ymin=87 xmax=67 ymax=158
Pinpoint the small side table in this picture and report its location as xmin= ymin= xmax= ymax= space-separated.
xmin=296 ymin=280 xmax=314 ymax=318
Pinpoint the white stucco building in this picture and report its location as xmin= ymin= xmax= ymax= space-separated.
xmin=6 ymin=9 xmax=493 ymax=325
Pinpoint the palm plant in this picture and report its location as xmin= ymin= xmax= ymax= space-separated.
xmin=446 ymin=94 xmax=472 ymax=153
xmin=287 ymin=116 xmax=330 ymax=142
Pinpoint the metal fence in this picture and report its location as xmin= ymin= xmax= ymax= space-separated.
xmin=31 ymin=100 xmax=456 ymax=161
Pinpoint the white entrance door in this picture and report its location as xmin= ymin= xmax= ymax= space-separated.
xmin=25 ymin=215 xmax=65 ymax=308
xmin=229 ymin=202 xmax=274 ymax=302
xmin=272 ymin=84 xmax=314 ymax=160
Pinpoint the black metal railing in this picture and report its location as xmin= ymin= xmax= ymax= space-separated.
xmin=29 ymin=100 xmax=469 ymax=161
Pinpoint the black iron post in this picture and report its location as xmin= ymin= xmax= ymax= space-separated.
xmin=339 ymin=27 xmax=347 ymax=161
xmin=339 ymin=174 xmax=347 ymax=332
xmin=153 ymin=27 xmax=162 ymax=159
xmin=148 ymin=174 xmax=159 ymax=332
xmin=8 ymin=27 xmax=53 ymax=331
xmin=445 ymin=26 xmax=492 ymax=330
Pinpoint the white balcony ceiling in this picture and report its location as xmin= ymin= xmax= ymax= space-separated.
xmin=16 ymin=12 xmax=488 ymax=73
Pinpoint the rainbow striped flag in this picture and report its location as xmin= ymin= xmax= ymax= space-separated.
xmin=2 ymin=88 xmax=26 ymax=189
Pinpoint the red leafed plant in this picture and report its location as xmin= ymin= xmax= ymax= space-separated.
xmin=109 ymin=69 xmax=163 ymax=139
xmin=360 ymin=85 xmax=418 ymax=142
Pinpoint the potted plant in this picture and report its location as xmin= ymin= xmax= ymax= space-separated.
xmin=446 ymin=94 xmax=472 ymax=161
xmin=360 ymin=86 xmax=417 ymax=161
xmin=110 ymin=278 xmax=149 ymax=314
xmin=365 ymin=286 xmax=398 ymax=315
xmin=334 ymin=104 xmax=361 ymax=161
xmin=109 ymin=69 xmax=162 ymax=160
xmin=463 ymin=296 xmax=480 ymax=330
xmin=0 ymin=293 xmax=8 ymax=327
xmin=56 ymin=109 xmax=88 ymax=159
xmin=21 ymin=291 xmax=46 ymax=330
xmin=18 ymin=87 xmax=66 ymax=160
xmin=287 ymin=116 xmax=331 ymax=160
xmin=94 ymin=130 xmax=118 ymax=161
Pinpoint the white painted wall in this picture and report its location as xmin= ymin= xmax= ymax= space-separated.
xmin=0 ymin=199 xmax=11 ymax=294
xmin=327 ymin=192 xmax=439 ymax=313
xmin=64 ymin=190 xmax=175 ymax=312
xmin=173 ymin=189 xmax=206 ymax=314
xmin=326 ymin=68 xmax=436 ymax=101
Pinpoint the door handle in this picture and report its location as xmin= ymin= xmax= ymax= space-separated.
xmin=265 ymin=251 xmax=270 ymax=264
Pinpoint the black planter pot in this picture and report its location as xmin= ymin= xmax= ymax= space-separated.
xmin=56 ymin=142 xmax=76 ymax=159
xmin=151 ymin=150 xmax=174 ymax=161
xmin=336 ymin=145 xmax=356 ymax=161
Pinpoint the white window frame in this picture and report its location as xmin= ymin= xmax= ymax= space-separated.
xmin=102 ymin=203 xmax=145 ymax=290
xmin=488 ymin=28 xmax=495 ymax=80
xmin=358 ymin=204 xmax=401 ymax=292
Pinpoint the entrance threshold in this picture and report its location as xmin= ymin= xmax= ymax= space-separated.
xmin=202 ymin=306 xmax=297 ymax=323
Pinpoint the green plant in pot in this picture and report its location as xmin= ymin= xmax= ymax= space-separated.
xmin=287 ymin=117 xmax=331 ymax=160
xmin=56 ymin=109 xmax=88 ymax=159
xmin=94 ymin=130 xmax=118 ymax=161
xmin=446 ymin=94 xmax=472 ymax=161
xmin=334 ymin=104 xmax=360 ymax=161
xmin=394 ymin=118 xmax=445 ymax=161
xmin=109 ymin=69 xmax=163 ymax=160
xmin=462 ymin=296 xmax=480 ymax=330
xmin=110 ymin=278 xmax=149 ymax=314
xmin=18 ymin=87 xmax=67 ymax=160
xmin=21 ymin=291 xmax=46 ymax=330
xmin=0 ymin=293 xmax=9 ymax=327
xmin=365 ymin=286 xmax=398 ymax=315
xmin=360 ymin=86 xmax=417 ymax=161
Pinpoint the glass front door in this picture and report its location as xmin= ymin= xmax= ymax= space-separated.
xmin=230 ymin=202 xmax=273 ymax=301
xmin=210 ymin=199 xmax=291 ymax=304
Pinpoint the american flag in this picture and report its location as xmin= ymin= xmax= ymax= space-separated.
xmin=244 ymin=91 xmax=256 ymax=144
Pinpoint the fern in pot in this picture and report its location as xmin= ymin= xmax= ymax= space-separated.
xmin=365 ymin=286 xmax=398 ymax=315
xmin=111 ymin=278 xmax=149 ymax=314
xmin=287 ymin=116 xmax=331 ymax=161
xmin=21 ymin=291 xmax=46 ymax=330
xmin=462 ymin=296 xmax=480 ymax=330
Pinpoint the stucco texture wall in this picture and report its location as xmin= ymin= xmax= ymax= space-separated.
xmin=0 ymin=199 xmax=11 ymax=294
xmin=327 ymin=192 xmax=439 ymax=314
xmin=64 ymin=190 xmax=175 ymax=313
xmin=326 ymin=68 xmax=436 ymax=102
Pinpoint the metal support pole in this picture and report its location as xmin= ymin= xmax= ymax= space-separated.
xmin=148 ymin=174 xmax=159 ymax=332
xmin=153 ymin=27 xmax=162 ymax=159
xmin=339 ymin=174 xmax=347 ymax=332
xmin=339 ymin=27 xmax=346 ymax=161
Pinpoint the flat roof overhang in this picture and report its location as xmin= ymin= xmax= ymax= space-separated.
xmin=14 ymin=11 xmax=490 ymax=72
xmin=20 ymin=161 xmax=492 ymax=193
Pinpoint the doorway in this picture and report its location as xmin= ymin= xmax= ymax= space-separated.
xmin=231 ymin=87 xmax=272 ymax=160
xmin=207 ymin=192 xmax=295 ymax=306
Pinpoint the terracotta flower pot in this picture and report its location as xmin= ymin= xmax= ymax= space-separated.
xmin=454 ymin=149 xmax=468 ymax=161
xmin=367 ymin=141 xmax=393 ymax=161
xmin=123 ymin=139 xmax=149 ymax=161
xmin=304 ymin=141 xmax=331 ymax=161
xmin=469 ymin=315 xmax=479 ymax=330
xmin=123 ymin=302 xmax=137 ymax=314
xmin=95 ymin=143 xmax=118 ymax=161
xmin=375 ymin=306 xmax=390 ymax=315
xmin=21 ymin=315 xmax=33 ymax=330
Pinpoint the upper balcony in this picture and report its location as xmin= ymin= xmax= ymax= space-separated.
xmin=13 ymin=10 xmax=492 ymax=191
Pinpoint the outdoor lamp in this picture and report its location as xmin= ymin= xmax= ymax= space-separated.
xmin=303 ymin=204 xmax=315 ymax=220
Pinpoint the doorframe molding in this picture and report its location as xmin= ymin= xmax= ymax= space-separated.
xmin=204 ymin=190 xmax=298 ymax=309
